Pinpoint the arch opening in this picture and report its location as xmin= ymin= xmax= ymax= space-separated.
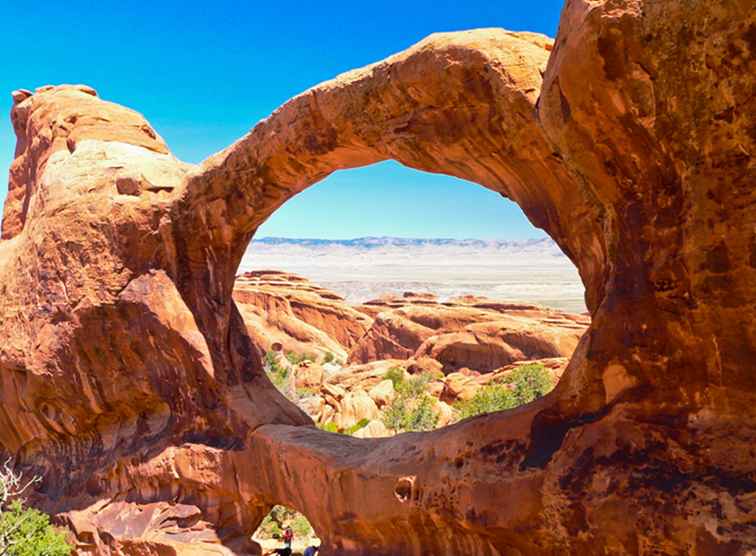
xmin=252 ymin=504 xmax=321 ymax=556
xmin=234 ymin=161 xmax=589 ymax=437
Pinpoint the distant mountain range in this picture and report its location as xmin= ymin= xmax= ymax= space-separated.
xmin=252 ymin=236 xmax=557 ymax=250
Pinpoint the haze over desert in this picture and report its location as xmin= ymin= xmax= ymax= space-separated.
xmin=240 ymin=237 xmax=586 ymax=313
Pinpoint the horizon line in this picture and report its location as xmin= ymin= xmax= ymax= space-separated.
xmin=252 ymin=235 xmax=552 ymax=242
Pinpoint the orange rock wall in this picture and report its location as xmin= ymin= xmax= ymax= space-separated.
xmin=0 ymin=2 xmax=754 ymax=554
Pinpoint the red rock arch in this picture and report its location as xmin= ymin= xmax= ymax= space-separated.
xmin=0 ymin=1 xmax=753 ymax=554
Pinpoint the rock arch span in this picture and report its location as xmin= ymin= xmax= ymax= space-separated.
xmin=0 ymin=1 xmax=753 ymax=554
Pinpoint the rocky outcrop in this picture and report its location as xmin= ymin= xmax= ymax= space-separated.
xmin=293 ymin=353 xmax=566 ymax=437
xmin=234 ymin=271 xmax=373 ymax=361
xmin=232 ymin=272 xmax=586 ymax=376
xmin=350 ymin=294 xmax=588 ymax=371
xmin=0 ymin=2 xmax=754 ymax=554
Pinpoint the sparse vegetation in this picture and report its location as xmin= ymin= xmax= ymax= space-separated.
xmin=0 ymin=461 xmax=72 ymax=556
xmin=317 ymin=418 xmax=370 ymax=436
xmin=264 ymin=350 xmax=289 ymax=390
xmin=454 ymin=363 xmax=554 ymax=420
xmin=455 ymin=384 xmax=517 ymax=420
xmin=323 ymin=352 xmax=336 ymax=364
xmin=256 ymin=505 xmax=315 ymax=542
xmin=285 ymin=351 xmax=315 ymax=365
xmin=381 ymin=372 xmax=439 ymax=433
xmin=504 ymin=363 xmax=554 ymax=406
xmin=383 ymin=366 xmax=405 ymax=389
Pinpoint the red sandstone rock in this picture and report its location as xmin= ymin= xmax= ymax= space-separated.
xmin=234 ymin=271 xmax=372 ymax=361
xmin=0 ymin=5 xmax=753 ymax=554
xmin=350 ymin=295 xmax=587 ymax=371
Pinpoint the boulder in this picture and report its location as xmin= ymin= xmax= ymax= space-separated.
xmin=367 ymin=379 xmax=395 ymax=408
xmin=334 ymin=390 xmax=380 ymax=431
xmin=441 ymin=372 xmax=480 ymax=403
xmin=295 ymin=361 xmax=324 ymax=389
xmin=352 ymin=419 xmax=391 ymax=439
xmin=433 ymin=401 xmax=457 ymax=428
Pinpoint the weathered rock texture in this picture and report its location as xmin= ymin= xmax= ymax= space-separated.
xmin=0 ymin=1 xmax=754 ymax=553
xmin=233 ymin=271 xmax=587 ymax=373
xmin=349 ymin=293 xmax=587 ymax=370
xmin=234 ymin=271 xmax=373 ymax=361
xmin=232 ymin=272 xmax=582 ymax=438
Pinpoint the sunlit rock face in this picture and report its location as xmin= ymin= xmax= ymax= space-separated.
xmin=232 ymin=270 xmax=588 ymax=373
xmin=233 ymin=270 xmax=374 ymax=362
xmin=0 ymin=0 xmax=754 ymax=553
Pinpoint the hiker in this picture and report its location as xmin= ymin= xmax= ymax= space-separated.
xmin=263 ymin=527 xmax=293 ymax=556
xmin=304 ymin=546 xmax=320 ymax=556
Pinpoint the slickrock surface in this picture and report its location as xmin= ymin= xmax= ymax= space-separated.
xmin=350 ymin=293 xmax=587 ymax=370
xmin=234 ymin=271 xmax=373 ymax=361
xmin=233 ymin=271 xmax=587 ymax=375
xmin=0 ymin=1 xmax=754 ymax=554
xmin=232 ymin=272 xmax=582 ymax=438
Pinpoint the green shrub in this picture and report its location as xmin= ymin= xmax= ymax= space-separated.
xmin=318 ymin=422 xmax=339 ymax=433
xmin=291 ymin=513 xmax=313 ymax=538
xmin=401 ymin=394 xmax=438 ymax=432
xmin=455 ymin=384 xmax=517 ymax=420
xmin=454 ymin=363 xmax=554 ymax=420
xmin=381 ymin=396 xmax=406 ymax=432
xmin=323 ymin=352 xmax=336 ymax=364
xmin=382 ymin=391 xmax=439 ymax=433
xmin=0 ymin=500 xmax=71 ymax=556
xmin=264 ymin=351 xmax=289 ymax=390
xmin=398 ymin=373 xmax=432 ymax=398
xmin=344 ymin=418 xmax=370 ymax=436
xmin=383 ymin=366 xmax=405 ymax=389
xmin=503 ymin=363 xmax=554 ymax=405
xmin=381 ymin=373 xmax=438 ymax=433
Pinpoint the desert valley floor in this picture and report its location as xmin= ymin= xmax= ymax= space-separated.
xmin=240 ymin=237 xmax=586 ymax=313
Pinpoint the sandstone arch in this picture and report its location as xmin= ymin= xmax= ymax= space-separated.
xmin=0 ymin=1 xmax=754 ymax=554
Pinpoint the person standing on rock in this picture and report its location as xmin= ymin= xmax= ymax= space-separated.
xmin=263 ymin=527 xmax=293 ymax=556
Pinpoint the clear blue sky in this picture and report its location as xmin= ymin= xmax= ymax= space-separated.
xmin=0 ymin=1 xmax=564 ymax=240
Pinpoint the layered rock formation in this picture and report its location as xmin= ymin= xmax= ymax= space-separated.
xmin=234 ymin=271 xmax=373 ymax=361
xmin=0 ymin=1 xmax=754 ymax=554
xmin=232 ymin=272 xmax=582 ymax=439
xmin=233 ymin=271 xmax=587 ymax=374
xmin=350 ymin=292 xmax=587 ymax=370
